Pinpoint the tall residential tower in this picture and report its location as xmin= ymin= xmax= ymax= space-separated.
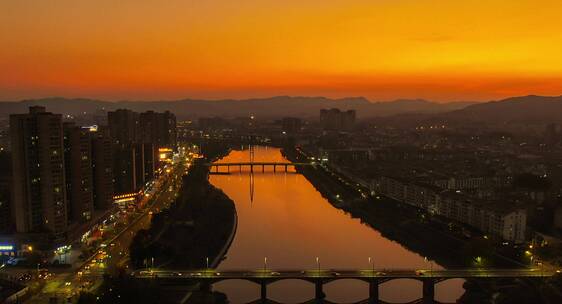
xmin=10 ymin=106 xmax=67 ymax=236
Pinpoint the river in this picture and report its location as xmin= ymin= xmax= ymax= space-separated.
xmin=209 ymin=146 xmax=464 ymax=303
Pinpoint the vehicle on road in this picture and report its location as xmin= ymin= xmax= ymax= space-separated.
xmin=6 ymin=257 xmax=26 ymax=266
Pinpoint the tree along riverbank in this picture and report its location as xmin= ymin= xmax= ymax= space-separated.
xmin=129 ymin=160 xmax=236 ymax=269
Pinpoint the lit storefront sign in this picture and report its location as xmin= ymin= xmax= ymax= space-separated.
xmin=113 ymin=191 xmax=142 ymax=205
xmin=158 ymin=148 xmax=173 ymax=162
xmin=0 ymin=245 xmax=14 ymax=251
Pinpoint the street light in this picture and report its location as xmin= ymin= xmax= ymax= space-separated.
xmin=430 ymin=261 xmax=433 ymax=277
xmin=424 ymin=257 xmax=434 ymax=277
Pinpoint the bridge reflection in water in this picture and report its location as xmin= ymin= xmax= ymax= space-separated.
xmin=134 ymin=268 xmax=552 ymax=304
xmin=207 ymin=151 xmax=307 ymax=204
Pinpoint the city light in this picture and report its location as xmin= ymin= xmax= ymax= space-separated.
xmin=113 ymin=192 xmax=140 ymax=200
xmin=475 ymin=256 xmax=482 ymax=264
xmin=0 ymin=245 xmax=14 ymax=251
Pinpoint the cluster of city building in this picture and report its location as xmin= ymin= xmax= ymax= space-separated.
xmin=0 ymin=106 xmax=176 ymax=254
xmin=183 ymin=107 xmax=562 ymax=246
xmin=299 ymin=111 xmax=562 ymax=245
xmin=375 ymin=176 xmax=527 ymax=242
xmin=2 ymin=102 xmax=555 ymax=255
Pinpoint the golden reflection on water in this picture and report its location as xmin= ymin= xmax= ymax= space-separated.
xmin=210 ymin=146 xmax=464 ymax=303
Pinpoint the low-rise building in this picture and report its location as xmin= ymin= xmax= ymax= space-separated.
xmin=375 ymin=175 xmax=527 ymax=243
xmin=437 ymin=192 xmax=526 ymax=243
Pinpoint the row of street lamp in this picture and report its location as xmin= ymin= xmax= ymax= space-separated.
xmin=200 ymin=256 xmax=435 ymax=274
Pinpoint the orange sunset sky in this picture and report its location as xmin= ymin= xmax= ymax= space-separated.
xmin=1 ymin=0 xmax=562 ymax=102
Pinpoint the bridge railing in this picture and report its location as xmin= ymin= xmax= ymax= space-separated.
xmin=132 ymin=268 xmax=556 ymax=278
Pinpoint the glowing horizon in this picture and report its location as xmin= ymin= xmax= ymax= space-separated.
xmin=2 ymin=0 xmax=562 ymax=102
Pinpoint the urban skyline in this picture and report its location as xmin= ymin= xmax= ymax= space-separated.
xmin=0 ymin=101 xmax=560 ymax=303
xmin=1 ymin=1 xmax=562 ymax=304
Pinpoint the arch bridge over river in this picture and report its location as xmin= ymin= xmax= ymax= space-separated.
xmin=134 ymin=268 xmax=552 ymax=304
xmin=206 ymin=161 xmax=311 ymax=173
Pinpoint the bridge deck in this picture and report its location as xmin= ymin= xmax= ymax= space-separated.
xmin=133 ymin=268 xmax=554 ymax=280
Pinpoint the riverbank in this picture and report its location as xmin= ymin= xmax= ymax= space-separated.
xmin=205 ymin=143 xmax=238 ymax=269
xmin=281 ymin=147 xmax=525 ymax=269
xmin=280 ymin=146 xmax=562 ymax=304
xmin=129 ymin=159 xmax=236 ymax=270
xmin=211 ymin=197 xmax=238 ymax=268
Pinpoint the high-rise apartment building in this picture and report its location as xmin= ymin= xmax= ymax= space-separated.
xmin=10 ymin=106 xmax=67 ymax=236
xmin=143 ymin=143 xmax=156 ymax=182
xmin=140 ymin=110 xmax=177 ymax=147
xmin=63 ymin=123 xmax=94 ymax=223
xmin=134 ymin=142 xmax=146 ymax=190
xmin=108 ymin=109 xmax=177 ymax=195
xmin=112 ymin=143 xmax=137 ymax=195
xmin=0 ymin=151 xmax=12 ymax=233
xmin=281 ymin=117 xmax=302 ymax=134
xmin=320 ymin=108 xmax=356 ymax=131
xmin=91 ymin=129 xmax=114 ymax=210
xmin=108 ymin=109 xmax=140 ymax=144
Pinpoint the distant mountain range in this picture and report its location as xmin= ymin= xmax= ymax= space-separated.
xmin=0 ymin=96 xmax=474 ymax=120
xmin=1 ymin=95 xmax=562 ymax=123
xmin=435 ymin=95 xmax=562 ymax=124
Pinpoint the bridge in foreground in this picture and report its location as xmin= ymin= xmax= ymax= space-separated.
xmin=207 ymin=162 xmax=311 ymax=173
xmin=133 ymin=268 xmax=555 ymax=303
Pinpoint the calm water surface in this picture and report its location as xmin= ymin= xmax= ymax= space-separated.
xmin=210 ymin=146 xmax=464 ymax=303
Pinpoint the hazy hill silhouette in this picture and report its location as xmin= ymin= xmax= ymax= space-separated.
xmin=0 ymin=96 xmax=473 ymax=119
xmin=4 ymin=95 xmax=562 ymax=123
xmin=434 ymin=95 xmax=562 ymax=124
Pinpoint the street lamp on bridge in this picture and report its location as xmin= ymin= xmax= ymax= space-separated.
xmin=424 ymin=257 xmax=434 ymax=277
